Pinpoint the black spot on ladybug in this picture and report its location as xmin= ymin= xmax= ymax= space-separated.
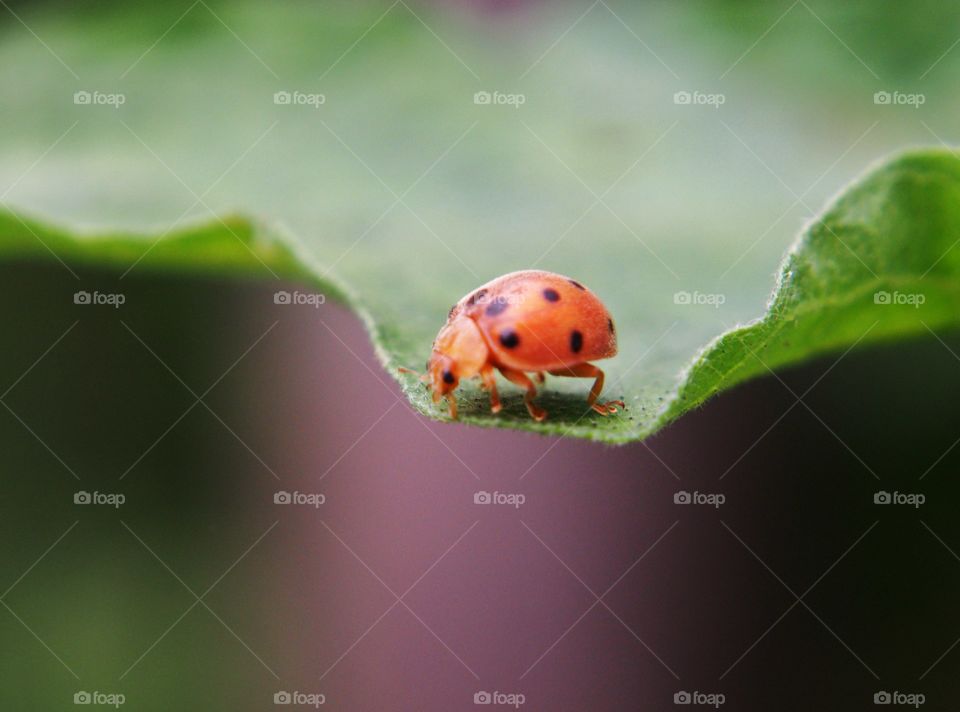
xmin=542 ymin=288 xmax=560 ymax=302
xmin=485 ymin=299 xmax=509 ymax=317
xmin=568 ymin=279 xmax=585 ymax=290
xmin=466 ymin=289 xmax=487 ymax=307
xmin=442 ymin=369 xmax=455 ymax=384
xmin=608 ymin=318 xmax=615 ymax=333
xmin=570 ymin=329 xmax=583 ymax=353
xmin=499 ymin=329 xmax=520 ymax=348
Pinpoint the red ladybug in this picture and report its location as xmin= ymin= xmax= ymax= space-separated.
xmin=402 ymin=270 xmax=624 ymax=421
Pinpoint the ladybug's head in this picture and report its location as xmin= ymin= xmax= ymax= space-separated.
xmin=426 ymin=353 xmax=459 ymax=401
xmin=422 ymin=316 xmax=490 ymax=415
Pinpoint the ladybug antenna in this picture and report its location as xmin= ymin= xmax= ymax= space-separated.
xmin=398 ymin=366 xmax=430 ymax=383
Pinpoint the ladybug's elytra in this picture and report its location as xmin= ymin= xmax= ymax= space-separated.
xmin=401 ymin=270 xmax=624 ymax=421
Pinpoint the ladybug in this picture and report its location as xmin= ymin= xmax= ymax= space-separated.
xmin=401 ymin=270 xmax=624 ymax=421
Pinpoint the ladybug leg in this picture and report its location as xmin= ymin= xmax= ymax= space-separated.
xmin=547 ymin=363 xmax=625 ymax=416
xmin=481 ymin=365 xmax=502 ymax=413
xmin=446 ymin=394 xmax=458 ymax=420
xmin=533 ymin=371 xmax=546 ymax=384
xmin=498 ymin=367 xmax=547 ymax=422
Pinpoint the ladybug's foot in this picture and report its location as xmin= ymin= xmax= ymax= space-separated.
xmin=526 ymin=400 xmax=547 ymax=422
xmin=590 ymin=399 xmax=625 ymax=416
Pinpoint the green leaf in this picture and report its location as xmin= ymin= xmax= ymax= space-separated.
xmin=7 ymin=149 xmax=960 ymax=442
xmin=666 ymin=150 xmax=960 ymax=429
